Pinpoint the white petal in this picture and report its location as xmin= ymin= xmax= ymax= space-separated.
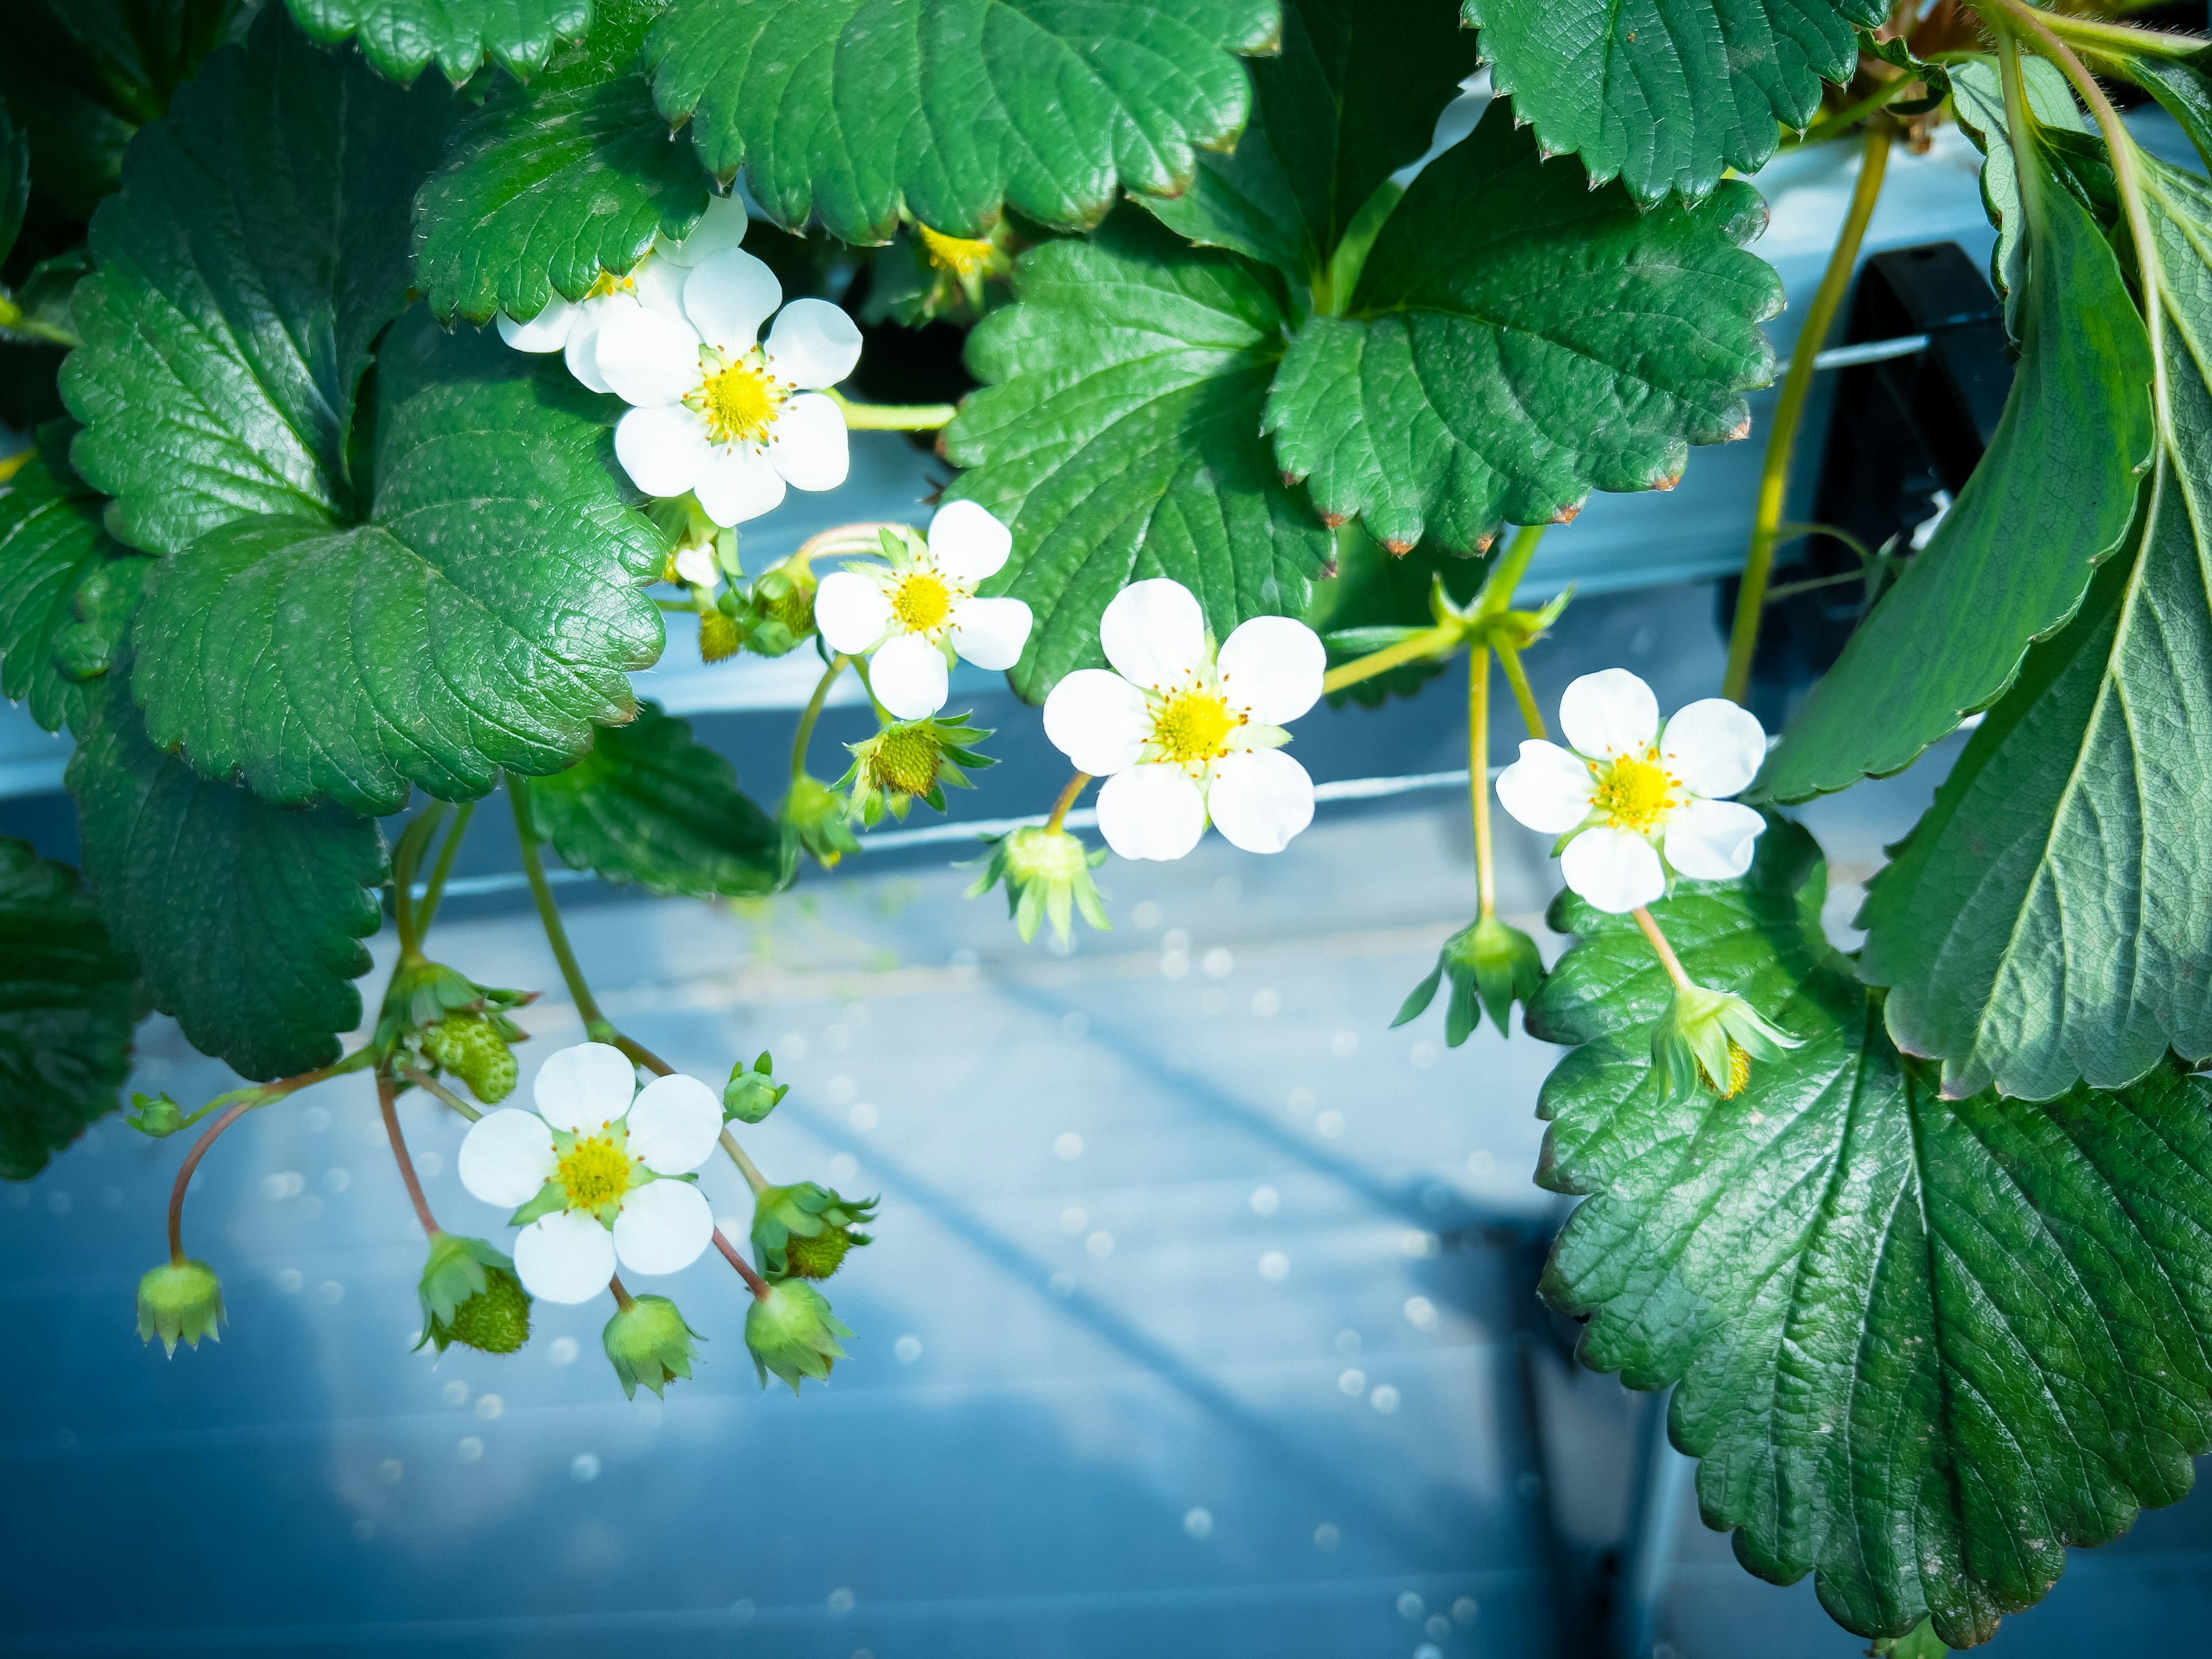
xmin=672 ymin=542 xmax=719 ymax=588
xmin=614 ymin=403 xmax=713 ymax=499
xmin=1665 ymin=797 xmax=1767 ymax=881
xmin=593 ymin=305 xmax=702 ymax=408
xmin=660 ymin=191 xmax=749 ymax=267
xmin=563 ymin=301 xmax=616 ymax=393
xmin=1206 ymin=748 xmax=1315 ymax=854
xmin=1495 ymin=740 xmax=1596 ymax=835
xmin=629 ymin=256 xmax=689 ymax=319
xmin=498 ymin=296 xmax=575 ymax=353
xmin=532 ymin=1041 xmax=637 ymax=1132
xmin=513 ymin=1210 xmax=618 ymax=1304
xmin=815 ymin=569 xmax=893 ymax=654
xmin=1217 ymin=616 xmax=1324 ymax=725
xmin=1560 ymin=827 xmax=1666 ymax=914
xmin=1560 ymin=669 xmax=1661 ymax=761
xmin=625 ymin=1074 xmax=724 ymax=1175
xmin=1096 ymin=763 xmax=1207 ymax=861
xmin=456 ymin=1108 xmax=557 ymax=1207
xmin=766 ymin=298 xmax=863 ymax=390
xmin=1660 ymin=698 xmax=1768 ymax=801
xmin=765 ymin=392 xmax=849 ymax=491
xmin=1042 ymin=668 xmax=1151 ymax=775
xmin=927 ymin=499 xmax=1013 ymax=583
xmin=681 ymin=248 xmax=782 ymax=353
xmin=1100 ymin=578 xmax=1208 ymax=691
xmin=947 ymin=596 xmax=1032 ymax=671
xmin=612 ymin=1178 xmax=714 ymax=1276
xmin=692 ymin=441 xmax=786 ymax=526
xmin=870 ymin=631 xmax=950 ymax=720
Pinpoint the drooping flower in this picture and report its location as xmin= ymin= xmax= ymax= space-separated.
xmin=746 ymin=1278 xmax=852 ymax=1395
xmin=415 ymin=1233 xmax=531 ymax=1356
xmin=603 ymin=1293 xmax=701 ymax=1400
xmin=965 ymin=824 xmax=1110 ymax=946
xmin=1650 ymin=982 xmax=1800 ymax=1104
xmin=1393 ymin=915 xmax=1546 ymax=1045
xmin=456 ymin=1042 xmax=725 ymax=1304
xmin=1041 ymin=578 xmax=1325 ymax=861
xmin=591 ymin=244 xmax=863 ymax=527
xmin=137 ymin=1259 xmax=224 ymax=1356
xmin=1494 ymin=669 xmax=1768 ymax=914
xmin=838 ymin=711 xmax=994 ymax=826
xmin=813 ymin=503 xmax=1034 ymax=719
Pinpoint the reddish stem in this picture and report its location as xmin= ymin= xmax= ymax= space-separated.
xmin=168 ymin=1101 xmax=252 ymax=1264
xmin=377 ymin=1069 xmax=442 ymax=1238
xmin=713 ymin=1226 xmax=772 ymax=1301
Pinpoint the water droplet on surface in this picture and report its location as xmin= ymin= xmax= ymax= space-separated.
xmin=442 ymin=1381 xmax=470 ymax=1407
xmin=827 ymin=1587 xmax=856 ymax=1616
xmin=1251 ymin=988 xmax=1282 ymax=1016
xmin=1054 ymin=1132 xmax=1084 ymax=1161
xmin=826 ymin=1075 xmax=856 ymax=1104
xmin=1060 ymin=1011 xmax=1090 ymax=1039
xmin=548 ymin=1336 xmax=579 ymax=1366
xmin=456 ymin=1436 xmax=484 ymax=1464
xmin=1132 ymin=901 xmax=1162 ymax=929
xmin=1426 ymin=1614 xmax=1451 ymax=1640
xmin=1338 ymin=1369 xmax=1367 ymax=1397
xmin=1370 ymin=1385 xmax=1402 ymax=1414
xmin=1257 ymin=1251 xmax=1289 ymax=1281
xmin=1060 ymin=1205 xmax=1088 ymax=1233
xmin=1182 ymin=1507 xmax=1214 ymax=1539
xmin=1397 ymin=1591 xmax=1426 ymax=1620
xmin=849 ymin=1102 xmax=878 ymax=1132
xmin=893 ymin=1334 xmax=923 ymax=1363
xmin=474 ymin=1394 xmax=504 ymax=1421
xmin=378 ymin=1459 xmax=402 ymax=1484
xmin=1403 ymin=1297 xmax=1439 ymax=1332
xmin=1315 ymin=1111 xmax=1346 ymax=1138
xmin=315 ymin=1280 xmax=343 ymax=1304
xmin=1330 ymin=1030 xmax=1359 ymax=1058
xmin=276 ymin=1269 xmax=302 ymax=1294
xmin=1249 ymin=1185 xmax=1279 ymax=1216
xmin=1085 ymin=1230 xmax=1115 ymax=1260
xmin=1410 ymin=1041 xmax=1437 ymax=1068
xmin=1452 ymin=1597 xmax=1480 ymax=1624
xmin=1336 ymin=1330 xmax=1362 ymax=1355
xmin=570 ymin=1453 xmax=601 ymax=1483
xmin=1047 ymin=1270 xmax=1077 ymax=1299
xmin=1202 ymin=947 xmax=1233 ymax=979
xmin=828 ymin=1153 xmax=858 ymax=1182
xmin=1313 ymin=1522 xmax=1340 ymax=1551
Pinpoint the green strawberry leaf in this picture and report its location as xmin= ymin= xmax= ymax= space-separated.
xmin=1139 ymin=0 xmax=1478 ymax=289
xmin=643 ymin=0 xmax=1281 ymax=243
xmin=60 ymin=5 xmax=457 ymax=558
xmin=1462 ymin=0 xmax=1883 ymax=205
xmin=67 ymin=662 xmax=384 ymax=1082
xmin=1304 ymin=522 xmax=1484 ymax=707
xmin=0 ymin=836 xmax=144 ymax=1181
xmin=1531 ymin=819 xmax=2212 ymax=1649
xmin=284 ymin=0 xmax=592 ymax=84
xmin=128 ymin=312 xmax=668 ymax=814
xmin=1853 ymin=153 xmax=2212 ymax=1102
xmin=412 ymin=0 xmax=713 ymax=325
xmin=1946 ymin=57 xmax=2086 ymax=332
xmin=1756 ymin=130 xmax=2154 ymax=804
xmin=942 ymin=211 xmax=1331 ymax=700
xmin=1263 ymin=101 xmax=1781 ymax=554
xmin=0 ymin=446 xmax=146 ymax=733
xmin=528 ymin=700 xmax=793 ymax=898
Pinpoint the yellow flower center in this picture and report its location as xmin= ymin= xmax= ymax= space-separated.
xmin=1153 ymin=690 xmax=1240 ymax=767
xmin=1594 ymin=752 xmax=1680 ymax=835
xmin=891 ymin=570 xmax=952 ymax=633
xmin=919 ymin=224 xmax=996 ymax=276
xmin=583 ymin=268 xmax=639 ymax=301
xmin=1699 ymin=1040 xmax=1754 ymax=1098
xmin=870 ymin=726 xmax=943 ymax=796
xmin=557 ymin=1134 xmax=632 ymax=1210
xmin=697 ymin=355 xmax=786 ymax=446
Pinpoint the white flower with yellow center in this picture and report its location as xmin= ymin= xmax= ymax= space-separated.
xmin=813 ymin=502 xmax=1035 ymax=719
xmin=456 ymin=1042 xmax=725 ymax=1304
xmin=1495 ymin=668 xmax=1768 ymax=914
xmin=1041 ymin=578 xmax=1325 ymax=861
xmin=496 ymin=194 xmax=751 ymax=396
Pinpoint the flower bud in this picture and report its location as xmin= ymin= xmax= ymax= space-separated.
xmin=124 ymin=1090 xmax=216 ymax=1139
xmin=782 ymin=774 xmax=863 ymax=869
xmin=838 ymin=712 xmax=994 ymax=827
xmin=724 ymin=1052 xmax=789 ymax=1125
xmin=1649 ymin=983 xmax=1801 ymax=1104
xmin=745 ymin=1279 xmax=853 ymax=1395
xmin=416 ymin=1233 xmax=532 ymax=1356
xmin=698 ymin=606 xmax=741 ymax=663
xmin=752 ymin=1182 xmax=877 ymax=1280
xmin=138 ymin=1259 xmax=224 ymax=1356
xmin=965 ymin=825 xmax=1109 ymax=947
xmin=718 ymin=556 xmax=819 ymax=659
xmin=1392 ymin=916 xmax=1546 ymax=1044
xmin=603 ymin=1294 xmax=700 ymax=1400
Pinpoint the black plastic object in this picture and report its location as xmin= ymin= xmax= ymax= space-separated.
xmin=1725 ymin=241 xmax=2014 ymax=730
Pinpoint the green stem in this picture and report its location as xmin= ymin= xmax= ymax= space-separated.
xmin=712 ymin=1225 xmax=772 ymax=1300
xmin=1785 ymin=72 xmax=1924 ymax=150
xmin=413 ymin=802 xmax=474 ymax=939
xmin=1320 ymin=624 xmax=1459 ymax=695
xmin=1470 ymin=646 xmax=1496 ymax=922
xmin=719 ymin=1128 xmax=771 ymax=1196
xmin=1045 ymin=771 xmax=1090 ymax=833
xmin=389 ymin=802 xmax=450 ymax=959
xmin=1495 ymin=643 xmax=1548 ymax=741
xmin=0 ymin=296 xmax=81 ymax=348
xmin=828 ymin=389 xmax=958 ymax=431
xmin=1476 ymin=524 xmax=1550 ymax=616
xmin=610 ymin=1275 xmax=637 ymax=1312
xmin=397 ymin=1062 xmax=481 ymax=1122
xmin=167 ymin=1101 xmax=252 ymax=1263
xmin=792 ymin=654 xmax=851 ymax=782
xmin=377 ymin=1067 xmax=442 ymax=1238
xmin=2034 ymin=8 xmax=2203 ymax=60
xmin=1722 ymin=120 xmax=1894 ymax=706
xmin=1633 ymin=906 xmax=1696 ymax=994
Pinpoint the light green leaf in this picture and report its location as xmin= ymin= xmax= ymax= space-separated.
xmin=0 ymin=445 xmax=145 ymax=733
xmin=128 ymin=313 xmax=667 ymax=814
xmin=942 ymin=212 xmax=1331 ymax=700
xmin=1462 ymin=0 xmax=1883 ymax=204
xmin=67 ymin=663 xmax=384 ymax=1082
xmin=1530 ymin=820 xmax=2212 ymax=1649
xmin=60 ymin=5 xmax=457 ymax=558
xmin=1139 ymin=0 xmax=1477 ymax=288
xmin=413 ymin=0 xmax=713 ymax=325
xmin=528 ymin=700 xmax=793 ymax=898
xmin=284 ymin=0 xmax=592 ymax=84
xmin=1263 ymin=101 xmax=1780 ymax=554
xmin=643 ymin=0 xmax=1281 ymax=243
xmin=0 ymin=837 xmax=143 ymax=1181
xmin=1946 ymin=57 xmax=2085 ymax=328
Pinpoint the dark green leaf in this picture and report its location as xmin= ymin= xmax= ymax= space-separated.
xmin=1263 ymin=102 xmax=1781 ymax=554
xmin=284 ymin=0 xmax=592 ymax=84
xmin=1462 ymin=0 xmax=1883 ymax=205
xmin=128 ymin=312 xmax=668 ymax=813
xmin=413 ymin=0 xmax=713 ymax=325
xmin=0 ymin=100 xmax=27 ymax=267
xmin=60 ymin=5 xmax=457 ymax=557
xmin=1532 ymin=820 xmax=2212 ymax=1647
xmin=942 ymin=212 xmax=1331 ymax=700
xmin=1139 ymin=0 xmax=1477 ymax=287
xmin=643 ymin=0 xmax=1281 ymax=243
xmin=67 ymin=664 xmax=384 ymax=1082
xmin=1305 ymin=521 xmax=1482 ymax=707
xmin=0 ymin=450 xmax=130 ymax=732
xmin=0 ymin=838 xmax=143 ymax=1180
xmin=529 ymin=700 xmax=793 ymax=897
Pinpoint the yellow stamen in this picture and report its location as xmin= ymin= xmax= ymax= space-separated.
xmin=1594 ymin=751 xmax=1680 ymax=835
xmin=1153 ymin=691 xmax=1239 ymax=767
xmin=1699 ymin=1040 xmax=1755 ymax=1098
xmin=697 ymin=355 xmax=786 ymax=445
xmin=891 ymin=571 xmax=952 ymax=633
xmin=583 ymin=268 xmax=638 ymax=301
xmin=557 ymin=1135 xmax=632 ymax=1210
xmin=919 ymin=224 xmax=997 ymax=276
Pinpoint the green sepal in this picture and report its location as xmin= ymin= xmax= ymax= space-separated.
xmin=1393 ymin=916 xmax=1546 ymax=1043
xmin=781 ymin=773 xmax=863 ymax=870
xmin=838 ymin=713 xmax=995 ymax=826
xmin=1647 ymin=982 xmax=1802 ymax=1105
xmin=751 ymin=1181 xmax=878 ymax=1281
xmin=508 ymin=1179 xmax=572 ymax=1229
xmin=723 ymin=1052 xmax=789 ymax=1125
xmin=137 ymin=1259 xmax=224 ymax=1357
xmin=964 ymin=825 xmax=1111 ymax=947
xmin=745 ymin=1278 xmax=852 ymax=1396
xmin=416 ymin=1232 xmax=531 ymax=1355
xmin=123 ymin=1092 xmax=217 ymax=1140
xmin=603 ymin=1293 xmax=699 ymax=1400
xmin=1870 ymin=1618 xmax=1950 ymax=1659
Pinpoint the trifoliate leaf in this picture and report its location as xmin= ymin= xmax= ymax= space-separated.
xmin=1756 ymin=132 xmax=2154 ymax=804
xmin=1263 ymin=102 xmax=1781 ymax=555
xmin=1531 ymin=819 xmax=2212 ymax=1649
xmin=67 ymin=662 xmax=385 ymax=1082
xmin=943 ymin=213 xmax=1331 ymax=700
xmin=60 ymin=5 xmax=457 ymax=559
xmin=0 ymin=447 xmax=145 ymax=733
xmin=127 ymin=312 xmax=667 ymax=813
xmin=1940 ymin=59 xmax=2085 ymax=339
xmin=1139 ymin=0 xmax=1477 ymax=289
xmin=1462 ymin=0 xmax=1883 ymax=205
xmin=0 ymin=837 xmax=143 ymax=1180
xmin=527 ymin=700 xmax=793 ymax=898
xmin=643 ymin=0 xmax=1280 ymax=243
xmin=284 ymin=0 xmax=591 ymax=84
xmin=413 ymin=0 xmax=713 ymax=325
